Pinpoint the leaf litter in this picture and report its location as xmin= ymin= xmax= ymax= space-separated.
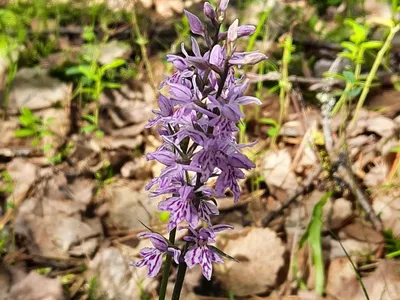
xmin=0 ymin=0 xmax=400 ymax=299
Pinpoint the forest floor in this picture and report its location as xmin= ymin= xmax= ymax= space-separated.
xmin=0 ymin=0 xmax=400 ymax=299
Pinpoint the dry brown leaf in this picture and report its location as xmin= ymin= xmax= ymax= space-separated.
xmin=373 ymin=194 xmax=400 ymax=236
xmin=9 ymin=271 xmax=63 ymax=300
xmin=261 ymin=150 xmax=299 ymax=199
xmin=105 ymin=180 xmax=158 ymax=229
xmin=88 ymin=247 xmax=156 ymax=299
xmin=97 ymin=41 xmax=132 ymax=65
xmin=8 ymin=68 xmax=71 ymax=113
xmin=366 ymin=115 xmax=396 ymax=138
xmin=215 ymin=227 xmax=285 ymax=296
xmin=327 ymin=259 xmax=400 ymax=300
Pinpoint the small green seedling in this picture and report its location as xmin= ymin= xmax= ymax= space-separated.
xmin=14 ymin=107 xmax=54 ymax=152
xmin=259 ymin=118 xmax=280 ymax=138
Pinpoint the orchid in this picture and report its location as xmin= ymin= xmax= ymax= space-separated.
xmin=133 ymin=1 xmax=267 ymax=298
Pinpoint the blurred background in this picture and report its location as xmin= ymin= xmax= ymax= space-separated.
xmin=0 ymin=0 xmax=400 ymax=299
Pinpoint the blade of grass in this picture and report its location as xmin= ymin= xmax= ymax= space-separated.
xmin=299 ymin=191 xmax=332 ymax=295
xmin=351 ymin=24 xmax=400 ymax=125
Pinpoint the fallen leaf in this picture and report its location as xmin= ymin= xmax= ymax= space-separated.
xmin=88 ymin=247 xmax=156 ymax=299
xmin=373 ymin=194 xmax=400 ymax=236
xmin=261 ymin=150 xmax=299 ymax=199
xmin=105 ymin=180 xmax=158 ymax=229
xmin=8 ymin=68 xmax=71 ymax=113
xmin=215 ymin=227 xmax=285 ymax=296
xmin=327 ymin=259 xmax=400 ymax=300
xmin=9 ymin=271 xmax=63 ymax=300
xmin=366 ymin=115 xmax=396 ymax=138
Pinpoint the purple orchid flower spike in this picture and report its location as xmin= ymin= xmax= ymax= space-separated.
xmin=139 ymin=0 xmax=267 ymax=294
xmin=133 ymin=232 xmax=181 ymax=278
xmin=183 ymin=225 xmax=233 ymax=280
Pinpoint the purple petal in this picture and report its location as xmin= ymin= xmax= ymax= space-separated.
xmin=167 ymin=247 xmax=181 ymax=264
xmin=184 ymin=245 xmax=213 ymax=280
xmin=166 ymin=54 xmax=188 ymax=71
xmin=184 ymin=10 xmax=204 ymax=36
xmin=137 ymin=232 xmax=168 ymax=252
xmin=233 ymin=95 xmax=262 ymax=105
xmin=219 ymin=0 xmax=229 ymax=11
xmin=229 ymin=51 xmax=267 ymax=65
xmin=237 ymin=25 xmax=256 ymax=38
xmin=210 ymin=249 xmax=224 ymax=264
xmin=191 ymin=37 xmax=201 ymax=57
xmin=204 ymin=2 xmax=217 ymax=21
xmin=227 ymin=19 xmax=239 ymax=43
xmin=147 ymin=251 xmax=164 ymax=278
xmin=210 ymin=45 xmax=224 ymax=67
xmin=211 ymin=224 xmax=234 ymax=232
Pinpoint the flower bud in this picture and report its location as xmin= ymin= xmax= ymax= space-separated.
xmin=237 ymin=25 xmax=256 ymax=38
xmin=227 ymin=19 xmax=239 ymax=43
xmin=184 ymin=10 xmax=205 ymax=37
xmin=229 ymin=51 xmax=268 ymax=65
xmin=219 ymin=0 xmax=229 ymax=11
xmin=204 ymin=2 xmax=217 ymax=22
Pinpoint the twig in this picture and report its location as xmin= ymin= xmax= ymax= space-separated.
xmin=262 ymin=165 xmax=323 ymax=227
xmin=338 ymin=152 xmax=383 ymax=232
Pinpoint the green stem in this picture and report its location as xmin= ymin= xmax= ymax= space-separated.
xmin=158 ymin=228 xmax=176 ymax=300
xmin=171 ymin=262 xmax=188 ymax=300
xmin=351 ymin=24 xmax=400 ymax=125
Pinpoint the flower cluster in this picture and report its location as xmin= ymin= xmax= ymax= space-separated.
xmin=134 ymin=0 xmax=266 ymax=281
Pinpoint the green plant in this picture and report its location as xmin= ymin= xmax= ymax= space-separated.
xmin=273 ymin=34 xmax=295 ymax=146
xmin=0 ymin=230 xmax=8 ymax=254
xmin=0 ymin=171 xmax=14 ymax=194
xmin=259 ymin=117 xmax=280 ymax=138
xmin=297 ymin=191 xmax=332 ymax=295
xmin=49 ymin=141 xmax=74 ymax=165
xmin=384 ymin=230 xmax=400 ymax=259
xmin=330 ymin=19 xmax=400 ymax=123
xmin=95 ymin=161 xmax=114 ymax=193
xmin=14 ymin=107 xmax=54 ymax=152
xmin=0 ymin=8 xmax=27 ymax=111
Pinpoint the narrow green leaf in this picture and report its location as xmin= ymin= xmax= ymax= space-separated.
xmin=100 ymin=59 xmax=126 ymax=72
xmin=361 ymin=41 xmax=383 ymax=50
xmin=14 ymin=128 xmax=35 ymax=137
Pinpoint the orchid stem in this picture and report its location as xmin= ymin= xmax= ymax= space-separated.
xmin=171 ymin=261 xmax=188 ymax=300
xmin=158 ymin=228 xmax=176 ymax=300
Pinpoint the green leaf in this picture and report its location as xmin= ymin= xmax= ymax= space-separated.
xmin=267 ymin=127 xmax=279 ymax=137
xmin=389 ymin=146 xmax=400 ymax=153
xmin=14 ymin=128 xmax=35 ymax=137
xmin=342 ymin=71 xmax=355 ymax=83
xmin=100 ymin=59 xmax=126 ymax=72
xmin=95 ymin=130 xmax=104 ymax=138
xmin=42 ymin=143 xmax=53 ymax=153
xmin=209 ymin=246 xmax=238 ymax=262
xmin=299 ymin=191 xmax=332 ymax=295
xmin=18 ymin=115 xmax=34 ymax=127
xmin=341 ymin=41 xmax=357 ymax=52
xmin=361 ymin=41 xmax=383 ymax=50
xmin=135 ymin=36 xmax=148 ymax=46
xmin=82 ymin=114 xmax=96 ymax=124
xmin=78 ymin=65 xmax=97 ymax=80
xmin=103 ymin=82 xmax=122 ymax=89
xmin=347 ymin=87 xmax=362 ymax=97
xmin=65 ymin=66 xmax=82 ymax=76
xmin=158 ymin=211 xmax=170 ymax=222
xmin=81 ymin=124 xmax=97 ymax=133
xmin=259 ymin=118 xmax=278 ymax=126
